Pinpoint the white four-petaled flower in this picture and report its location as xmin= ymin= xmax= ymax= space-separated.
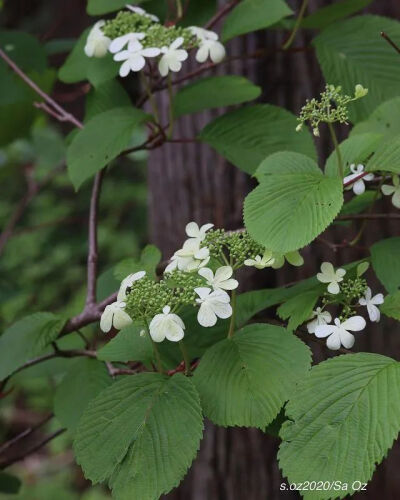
xmin=306 ymin=307 xmax=332 ymax=334
xmin=100 ymin=301 xmax=132 ymax=333
xmin=158 ymin=37 xmax=188 ymax=76
xmin=149 ymin=305 xmax=185 ymax=342
xmin=165 ymin=239 xmax=210 ymax=273
xmin=117 ymin=270 xmax=146 ymax=301
xmin=195 ymin=287 xmax=232 ymax=327
xmin=359 ymin=287 xmax=384 ymax=322
xmin=113 ymin=41 xmax=161 ymax=76
xmin=84 ymin=21 xmax=111 ymax=58
xmin=343 ymin=164 xmax=374 ymax=195
xmin=185 ymin=221 xmax=214 ymax=244
xmin=198 ymin=266 xmax=238 ymax=291
xmin=126 ymin=5 xmax=160 ymax=22
xmin=315 ymin=316 xmax=366 ymax=350
xmin=189 ymin=26 xmax=226 ymax=64
xmin=317 ymin=262 xmax=346 ymax=294
xmin=108 ymin=32 xmax=146 ymax=54
xmin=244 ymin=250 xmax=275 ymax=269
xmin=381 ymin=175 xmax=400 ymax=208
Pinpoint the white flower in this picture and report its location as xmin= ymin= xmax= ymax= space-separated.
xmin=198 ymin=266 xmax=238 ymax=291
xmin=317 ymin=262 xmax=346 ymax=294
xmin=114 ymin=41 xmax=161 ymax=76
xmin=343 ymin=164 xmax=374 ymax=195
xmin=149 ymin=305 xmax=185 ymax=343
xmin=271 ymin=250 xmax=304 ymax=269
xmin=158 ymin=37 xmax=188 ymax=76
xmin=359 ymin=287 xmax=384 ymax=322
xmin=306 ymin=307 xmax=332 ymax=334
xmin=244 ymin=250 xmax=275 ymax=269
xmin=382 ymin=175 xmax=400 ymax=208
xmin=195 ymin=287 xmax=232 ymax=327
xmin=117 ymin=270 xmax=146 ymax=301
xmin=100 ymin=301 xmax=132 ymax=333
xmin=126 ymin=4 xmax=159 ymax=22
xmin=84 ymin=21 xmax=111 ymax=58
xmin=315 ymin=316 xmax=366 ymax=350
xmin=189 ymin=26 xmax=219 ymax=41
xmin=185 ymin=221 xmax=214 ymax=244
xmin=195 ymin=39 xmax=226 ymax=64
xmin=164 ymin=240 xmax=210 ymax=273
xmin=108 ymin=32 xmax=146 ymax=54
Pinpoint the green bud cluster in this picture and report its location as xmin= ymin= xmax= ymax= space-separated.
xmin=226 ymin=231 xmax=264 ymax=266
xmin=203 ymin=229 xmax=227 ymax=259
xmin=339 ymin=304 xmax=353 ymax=321
xmin=164 ymin=270 xmax=205 ymax=306
xmin=341 ymin=278 xmax=367 ymax=302
xmin=103 ymin=11 xmax=198 ymax=49
xmin=125 ymin=277 xmax=175 ymax=322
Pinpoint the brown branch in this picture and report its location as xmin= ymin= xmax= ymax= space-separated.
xmin=205 ymin=0 xmax=240 ymax=30
xmin=381 ymin=31 xmax=400 ymax=55
xmin=0 ymin=413 xmax=54 ymax=455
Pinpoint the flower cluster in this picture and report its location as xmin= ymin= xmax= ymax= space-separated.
xmin=84 ymin=5 xmax=226 ymax=78
xmin=306 ymin=261 xmax=384 ymax=350
xmin=296 ymin=84 xmax=368 ymax=136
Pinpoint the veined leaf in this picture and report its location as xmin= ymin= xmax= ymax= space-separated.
xmin=368 ymin=135 xmax=400 ymax=174
xmin=279 ymin=353 xmax=400 ymax=499
xmin=277 ymin=291 xmax=320 ymax=331
xmin=371 ymin=237 xmax=400 ymax=293
xmin=351 ymin=97 xmax=400 ymax=137
xmin=301 ymin=0 xmax=372 ymax=30
xmin=380 ymin=291 xmax=400 ymax=320
xmin=244 ymin=152 xmax=343 ymax=252
xmin=97 ymin=324 xmax=153 ymax=365
xmin=193 ymin=324 xmax=311 ymax=428
xmin=85 ymin=80 xmax=131 ymax=121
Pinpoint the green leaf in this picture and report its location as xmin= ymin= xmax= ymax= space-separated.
xmin=277 ymin=291 xmax=319 ymax=331
xmin=0 ymin=312 xmax=64 ymax=381
xmin=85 ymin=80 xmax=131 ymax=121
xmin=0 ymin=472 xmax=21 ymax=494
xmin=351 ymin=97 xmax=400 ymax=137
xmin=87 ymin=0 xmax=147 ymax=15
xmin=367 ymin=135 xmax=400 ymax=174
xmin=193 ymin=324 xmax=311 ymax=428
xmin=114 ymin=244 xmax=161 ymax=280
xmin=313 ymin=15 xmax=400 ymax=123
xmin=173 ymin=76 xmax=261 ymax=117
xmin=97 ymin=324 xmax=153 ymax=365
xmin=199 ymin=104 xmax=317 ymax=175
xmin=221 ymin=0 xmax=292 ymax=42
xmin=371 ymin=237 xmax=400 ymax=293
xmin=301 ymin=0 xmax=373 ymax=30
xmin=0 ymin=31 xmax=47 ymax=72
xmin=278 ymin=353 xmax=400 ymax=499
xmin=54 ymin=358 xmax=112 ymax=432
xmin=58 ymin=28 xmax=119 ymax=86
xmin=67 ymin=107 xmax=150 ymax=189
xmin=74 ymin=373 xmax=203 ymax=499
xmin=338 ymin=191 xmax=378 ymax=223
xmin=325 ymin=133 xmax=382 ymax=177
xmin=244 ymin=152 xmax=343 ymax=252
xmin=178 ymin=0 xmax=216 ymax=27
xmin=380 ymin=291 xmax=400 ymax=320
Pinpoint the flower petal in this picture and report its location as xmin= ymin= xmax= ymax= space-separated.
xmin=214 ymin=266 xmax=233 ymax=282
xmin=186 ymin=222 xmax=199 ymax=237
xmin=341 ymin=315 xmax=366 ymax=332
xmin=326 ymin=331 xmax=342 ymax=350
xmin=197 ymin=303 xmax=217 ymax=327
xmin=339 ymin=330 xmax=355 ymax=349
xmin=327 ymin=281 xmax=340 ymax=294
xmin=315 ymin=324 xmax=336 ymax=338
xmin=353 ymin=179 xmax=365 ymax=195
xmin=194 ymin=287 xmax=212 ymax=300
xmin=198 ymin=267 xmax=214 ymax=283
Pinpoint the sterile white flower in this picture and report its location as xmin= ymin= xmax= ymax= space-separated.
xmin=244 ymin=250 xmax=275 ymax=269
xmin=382 ymin=175 xmax=400 ymax=209
xmin=158 ymin=37 xmax=188 ymax=76
xmin=189 ymin=26 xmax=219 ymax=41
xmin=126 ymin=4 xmax=159 ymax=22
xmin=108 ymin=32 xmax=145 ymax=54
xmin=315 ymin=316 xmax=366 ymax=350
xmin=185 ymin=221 xmax=214 ymax=244
xmin=173 ymin=239 xmax=210 ymax=271
xmin=359 ymin=287 xmax=384 ymax=322
xmin=84 ymin=21 xmax=111 ymax=58
xmin=343 ymin=164 xmax=374 ymax=195
xmin=271 ymin=250 xmax=304 ymax=269
xmin=198 ymin=266 xmax=238 ymax=291
xmin=117 ymin=270 xmax=146 ymax=301
xmin=195 ymin=39 xmax=226 ymax=64
xmin=114 ymin=42 xmax=161 ymax=76
xmin=306 ymin=307 xmax=332 ymax=334
xmin=149 ymin=305 xmax=185 ymax=342
xmin=317 ymin=262 xmax=346 ymax=294
xmin=100 ymin=301 xmax=132 ymax=332
xmin=195 ymin=287 xmax=232 ymax=327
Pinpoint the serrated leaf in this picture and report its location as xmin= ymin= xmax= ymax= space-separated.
xmin=339 ymin=191 xmax=378 ymax=217
xmin=199 ymin=104 xmax=316 ymax=175
xmin=351 ymin=97 xmax=400 ymax=137
xmin=301 ymin=0 xmax=372 ymax=30
xmin=244 ymin=152 xmax=343 ymax=252
xmin=324 ymin=133 xmax=382 ymax=177
xmin=97 ymin=324 xmax=153 ymax=365
xmin=278 ymin=353 xmax=400 ymax=499
xmin=54 ymin=358 xmax=112 ymax=432
xmin=380 ymin=291 xmax=400 ymax=320
xmin=221 ymin=0 xmax=292 ymax=42
xmin=193 ymin=324 xmax=311 ymax=428
xmin=368 ymin=135 xmax=400 ymax=174
xmin=74 ymin=373 xmax=203 ymax=499
xmin=85 ymin=80 xmax=131 ymax=121
xmin=67 ymin=107 xmax=150 ymax=189
xmin=277 ymin=291 xmax=320 ymax=331
xmin=0 ymin=312 xmax=64 ymax=381
xmin=173 ymin=76 xmax=261 ymax=117
xmin=371 ymin=237 xmax=400 ymax=293
xmin=313 ymin=15 xmax=400 ymax=123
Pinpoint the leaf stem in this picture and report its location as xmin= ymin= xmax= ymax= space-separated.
xmin=140 ymin=72 xmax=160 ymax=123
xmin=176 ymin=0 xmax=183 ymax=18
xmin=179 ymin=340 xmax=191 ymax=376
xmin=282 ymin=0 xmax=309 ymax=50
xmin=327 ymin=122 xmax=344 ymax=179
xmin=227 ymin=290 xmax=237 ymax=340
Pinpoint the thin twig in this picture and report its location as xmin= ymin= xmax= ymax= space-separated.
xmin=0 ymin=413 xmax=54 ymax=455
xmin=282 ymin=0 xmax=309 ymax=50
xmin=381 ymin=31 xmax=400 ymax=55
xmin=205 ymin=0 xmax=240 ymax=30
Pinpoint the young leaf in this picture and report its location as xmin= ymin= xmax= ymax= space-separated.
xmin=277 ymin=291 xmax=320 ymax=331
xmin=173 ymin=76 xmax=261 ymax=117
xmin=244 ymin=152 xmax=343 ymax=253
xmin=54 ymin=358 xmax=112 ymax=432
xmin=199 ymin=104 xmax=317 ymax=175
xmin=380 ymin=291 xmax=400 ymax=320
xmin=313 ymin=15 xmax=400 ymax=122
xmin=67 ymin=107 xmax=150 ymax=190
xmin=371 ymin=237 xmax=400 ymax=293
xmin=301 ymin=0 xmax=373 ymax=30
xmin=351 ymin=97 xmax=400 ymax=137
xmin=74 ymin=373 xmax=203 ymax=499
xmin=193 ymin=324 xmax=311 ymax=428
xmin=97 ymin=324 xmax=153 ymax=365
xmin=221 ymin=0 xmax=292 ymax=42
xmin=279 ymin=353 xmax=400 ymax=499
xmin=0 ymin=312 xmax=64 ymax=381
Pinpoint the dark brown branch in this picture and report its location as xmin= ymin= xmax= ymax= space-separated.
xmin=0 ymin=413 xmax=54 ymax=455
xmin=381 ymin=31 xmax=400 ymax=55
xmin=205 ymin=0 xmax=240 ymax=29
